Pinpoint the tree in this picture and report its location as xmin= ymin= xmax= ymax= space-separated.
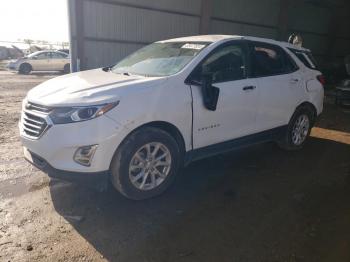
xmin=23 ymin=39 xmax=34 ymax=47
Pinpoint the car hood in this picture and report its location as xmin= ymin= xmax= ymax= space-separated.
xmin=9 ymin=58 xmax=24 ymax=64
xmin=26 ymin=68 xmax=167 ymax=106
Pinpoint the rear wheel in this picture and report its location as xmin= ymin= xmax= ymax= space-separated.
xmin=110 ymin=127 xmax=181 ymax=200
xmin=63 ymin=64 xmax=70 ymax=74
xmin=18 ymin=63 xmax=32 ymax=74
xmin=278 ymin=106 xmax=314 ymax=150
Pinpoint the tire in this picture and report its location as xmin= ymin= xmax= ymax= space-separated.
xmin=110 ymin=127 xmax=181 ymax=200
xmin=63 ymin=64 xmax=70 ymax=74
xmin=18 ymin=63 xmax=32 ymax=74
xmin=278 ymin=106 xmax=314 ymax=151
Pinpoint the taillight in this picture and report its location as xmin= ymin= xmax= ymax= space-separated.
xmin=317 ymin=75 xmax=326 ymax=86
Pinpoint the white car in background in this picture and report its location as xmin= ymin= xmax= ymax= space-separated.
xmin=8 ymin=50 xmax=70 ymax=74
xmin=19 ymin=35 xmax=324 ymax=200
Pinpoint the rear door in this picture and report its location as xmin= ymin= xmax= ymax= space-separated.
xmin=248 ymin=41 xmax=303 ymax=132
xmin=50 ymin=52 xmax=67 ymax=70
xmin=190 ymin=41 xmax=259 ymax=149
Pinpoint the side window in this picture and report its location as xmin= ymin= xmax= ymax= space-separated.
xmin=51 ymin=52 xmax=66 ymax=59
xmin=289 ymin=48 xmax=318 ymax=69
xmin=35 ymin=53 xmax=49 ymax=59
xmin=251 ymin=43 xmax=295 ymax=77
xmin=194 ymin=43 xmax=247 ymax=83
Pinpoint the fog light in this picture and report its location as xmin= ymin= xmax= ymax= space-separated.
xmin=73 ymin=145 xmax=98 ymax=166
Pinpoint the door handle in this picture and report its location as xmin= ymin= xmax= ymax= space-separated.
xmin=242 ymin=85 xmax=256 ymax=91
xmin=290 ymin=78 xmax=299 ymax=83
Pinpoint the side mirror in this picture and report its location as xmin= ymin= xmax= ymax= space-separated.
xmin=32 ymin=56 xmax=38 ymax=60
xmin=201 ymin=72 xmax=220 ymax=111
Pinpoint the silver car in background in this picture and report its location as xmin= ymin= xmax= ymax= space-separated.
xmin=8 ymin=50 xmax=70 ymax=74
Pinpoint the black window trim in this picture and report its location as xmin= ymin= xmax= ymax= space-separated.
xmin=288 ymin=48 xmax=318 ymax=70
xmin=185 ymin=39 xmax=251 ymax=85
xmin=247 ymin=40 xmax=299 ymax=79
xmin=35 ymin=52 xmax=50 ymax=59
xmin=51 ymin=51 xmax=66 ymax=59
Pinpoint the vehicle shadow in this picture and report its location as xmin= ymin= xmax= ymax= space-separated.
xmin=29 ymin=71 xmax=64 ymax=76
xmin=50 ymin=137 xmax=350 ymax=262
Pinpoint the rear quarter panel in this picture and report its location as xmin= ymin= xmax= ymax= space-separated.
xmin=305 ymin=77 xmax=324 ymax=115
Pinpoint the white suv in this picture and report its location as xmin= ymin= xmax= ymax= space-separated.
xmin=20 ymin=35 xmax=324 ymax=200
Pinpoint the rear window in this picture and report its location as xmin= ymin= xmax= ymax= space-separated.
xmin=289 ymin=48 xmax=318 ymax=70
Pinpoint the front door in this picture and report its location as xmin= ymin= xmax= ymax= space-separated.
xmin=190 ymin=41 xmax=258 ymax=149
xmin=30 ymin=52 xmax=51 ymax=71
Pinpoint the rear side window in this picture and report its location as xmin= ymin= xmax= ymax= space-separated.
xmin=35 ymin=52 xmax=50 ymax=59
xmin=250 ymin=42 xmax=298 ymax=77
xmin=51 ymin=52 xmax=67 ymax=59
xmin=288 ymin=48 xmax=318 ymax=70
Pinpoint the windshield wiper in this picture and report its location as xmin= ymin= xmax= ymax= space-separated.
xmin=121 ymin=72 xmax=146 ymax=77
xmin=111 ymin=70 xmax=150 ymax=77
xmin=102 ymin=64 xmax=115 ymax=72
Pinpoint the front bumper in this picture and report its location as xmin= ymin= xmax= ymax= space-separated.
xmin=7 ymin=61 xmax=19 ymax=70
xmin=24 ymin=147 xmax=109 ymax=188
xmin=20 ymin=114 xmax=125 ymax=173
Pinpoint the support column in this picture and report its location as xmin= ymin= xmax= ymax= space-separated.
xmin=326 ymin=7 xmax=340 ymax=61
xmin=75 ymin=0 xmax=85 ymax=71
xmin=67 ymin=0 xmax=77 ymax=72
xmin=277 ymin=0 xmax=290 ymax=41
xmin=199 ymin=0 xmax=213 ymax=34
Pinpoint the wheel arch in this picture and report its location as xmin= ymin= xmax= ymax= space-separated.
xmin=294 ymin=101 xmax=318 ymax=124
xmin=134 ymin=121 xmax=187 ymax=155
xmin=109 ymin=120 xmax=187 ymax=171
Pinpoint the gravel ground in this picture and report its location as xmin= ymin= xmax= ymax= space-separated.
xmin=0 ymin=71 xmax=57 ymax=183
xmin=0 ymin=70 xmax=350 ymax=262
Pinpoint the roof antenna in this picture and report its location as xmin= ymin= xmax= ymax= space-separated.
xmin=288 ymin=33 xmax=303 ymax=47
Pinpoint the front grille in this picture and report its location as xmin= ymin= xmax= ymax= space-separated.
xmin=21 ymin=102 xmax=51 ymax=138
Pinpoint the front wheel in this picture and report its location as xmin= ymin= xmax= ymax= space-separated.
xmin=278 ymin=106 xmax=314 ymax=150
xmin=18 ymin=63 xmax=32 ymax=74
xmin=110 ymin=127 xmax=181 ymax=200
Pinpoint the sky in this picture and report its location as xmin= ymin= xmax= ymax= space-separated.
xmin=0 ymin=0 xmax=69 ymax=43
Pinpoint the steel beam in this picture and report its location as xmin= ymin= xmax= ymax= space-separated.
xmin=75 ymin=0 xmax=84 ymax=71
xmin=199 ymin=0 xmax=212 ymax=34
xmin=84 ymin=0 xmax=200 ymax=18
xmin=67 ymin=0 xmax=77 ymax=72
xmin=277 ymin=0 xmax=290 ymax=41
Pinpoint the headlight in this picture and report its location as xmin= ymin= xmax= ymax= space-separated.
xmin=49 ymin=101 xmax=119 ymax=124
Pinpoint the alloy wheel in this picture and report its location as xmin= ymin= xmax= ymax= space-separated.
xmin=128 ymin=142 xmax=172 ymax=191
xmin=291 ymin=114 xmax=310 ymax=146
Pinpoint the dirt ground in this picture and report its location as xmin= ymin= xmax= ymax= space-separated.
xmin=0 ymin=70 xmax=350 ymax=262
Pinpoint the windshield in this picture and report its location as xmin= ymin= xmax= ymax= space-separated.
xmin=27 ymin=51 xmax=43 ymax=58
xmin=111 ymin=42 xmax=210 ymax=77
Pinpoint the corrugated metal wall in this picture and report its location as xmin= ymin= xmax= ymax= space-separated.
xmin=68 ymin=0 xmax=350 ymax=71
xmin=211 ymin=0 xmax=280 ymax=39
xmin=209 ymin=0 xmax=350 ymax=64
xmin=68 ymin=0 xmax=202 ymax=71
